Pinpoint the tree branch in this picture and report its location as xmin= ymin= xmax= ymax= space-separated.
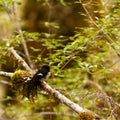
xmin=12 ymin=2 xmax=34 ymax=69
xmin=0 ymin=70 xmax=101 ymax=119
xmin=41 ymin=81 xmax=101 ymax=119
xmin=9 ymin=47 xmax=32 ymax=71
xmin=88 ymin=80 xmax=120 ymax=108
xmin=2 ymin=48 xmax=101 ymax=119
xmin=0 ymin=80 xmax=12 ymax=86
xmin=0 ymin=71 xmax=13 ymax=77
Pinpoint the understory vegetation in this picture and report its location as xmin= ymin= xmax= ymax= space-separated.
xmin=0 ymin=0 xmax=120 ymax=120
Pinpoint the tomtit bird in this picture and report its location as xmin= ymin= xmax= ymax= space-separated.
xmin=23 ymin=65 xmax=50 ymax=99
xmin=31 ymin=64 xmax=50 ymax=81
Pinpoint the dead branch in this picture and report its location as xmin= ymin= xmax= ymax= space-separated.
xmin=0 ymin=70 xmax=101 ymax=120
xmin=9 ymin=47 xmax=32 ymax=71
xmin=12 ymin=2 xmax=34 ymax=69
xmin=41 ymin=81 xmax=101 ymax=119
xmin=0 ymin=71 xmax=13 ymax=77
xmin=88 ymin=80 xmax=120 ymax=108
xmin=42 ymin=81 xmax=86 ymax=113
xmin=0 ymin=80 xmax=12 ymax=86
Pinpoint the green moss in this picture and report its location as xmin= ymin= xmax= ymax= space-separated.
xmin=79 ymin=112 xmax=95 ymax=120
xmin=11 ymin=70 xmax=31 ymax=90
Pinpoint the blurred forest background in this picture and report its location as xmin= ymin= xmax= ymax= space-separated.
xmin=0 ymin=0 xmax=120 ymax=120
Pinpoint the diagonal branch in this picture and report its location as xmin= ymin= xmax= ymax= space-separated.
xmin=79 ymin=0 xmax=120 ymax=57
xmin=88 ymin=80 xmax=120 ymax=109
xmin=41 ymin=81 xmax=101 ymax=119
xmin=0 ymin=80 xmax=12 ymax=86
xmin=12 ymin=2 xmax=34 ymax=69
xmin=0 ymin=70 xmax=101 ymax=119
xmin=1 ymin=2 xmax=34 ymax=68
xmin=4 ymin=48 xmax=101 ymax=119
xmin=9 ymin=47 xmax=32 ymax=71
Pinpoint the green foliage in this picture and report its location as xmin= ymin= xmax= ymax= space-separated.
xmin=0 ymin=0 xmax=120 ymax=120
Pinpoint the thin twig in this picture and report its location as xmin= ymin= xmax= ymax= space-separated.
xmin=38 ymin=112 xmax=77 ymax=118
xmin=0 ymin=80 xmax=12 ymax=86
xmin=12 ymin=2 xmax=34 ymax=69
xmin=45 ymin=0 xmax=53 ymax=33
xmin=9 ymin=47 xmax=32 ymax=71
xmin=87 ymin=80 xmax=120 ymax=108
xmin=61 ymin=51 xmax=79 ymax=70
xmin=79 ymin=0 xmax=120 ymax=57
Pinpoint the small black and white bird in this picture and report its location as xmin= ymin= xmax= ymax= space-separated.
xmin=31 ymin=64 xmax=50 ymax=82
xmin=23 ymin=65 xmax=50 ymax=99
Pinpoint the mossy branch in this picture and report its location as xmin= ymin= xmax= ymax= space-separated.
xmin=0 ymin=47 xmax=101 ymax=120
xmin=0 ymin=70 xmax=101 ymax=120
